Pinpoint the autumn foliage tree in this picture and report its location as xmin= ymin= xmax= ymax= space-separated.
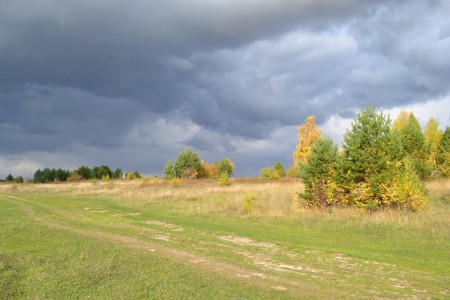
xmin=293 ymin=116 xmax=322 ymax=167
xmin=437 ymin=127 xmax=450 ymax=177
xmin=199 ymin=161 xmax=219 ymax=178
xmin=290 ymin=115 xmax=322 ymax=177
xmin=392 ymin=110 xmax=410 ymax=132
xmin=394 ymin=112 xmax=431 ymax=180
xmin=424 ymin=118 xmax=443 ymax=172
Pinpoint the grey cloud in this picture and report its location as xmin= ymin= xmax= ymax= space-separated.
xmin=349 ymin=0 xmax=450 ymax=96
xmin=0 ymin=85 xmax=145 ymax=154
xmin=1 ymin=0 xmax=448 ymax=178
xmin=180 ymin=0 xmax=450 ymax=136
xmin=0 ymin=0 xmax=390 ymax=97
xmin=184 ymin=129 xmax=236 ymax=153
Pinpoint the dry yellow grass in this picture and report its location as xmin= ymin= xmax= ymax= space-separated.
xmin=3 ymin=177 xmax=449 ymax=224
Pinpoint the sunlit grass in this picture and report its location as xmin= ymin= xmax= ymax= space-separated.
xmin=1 ymin=178 xmax=449 ymax=299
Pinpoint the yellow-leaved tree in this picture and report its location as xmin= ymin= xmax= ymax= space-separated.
xmin=293 ymin=116 xmax=322 ymax=167
xmin=424 ymin=118 xmax=443 ymax=171
xmin=199 ymin=161 xmax=219 ymax=178
xmin=392 ymin=110 xmax=410 ymax=132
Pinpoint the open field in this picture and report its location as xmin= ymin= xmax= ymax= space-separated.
xmin=1 ymin=178 xmax=449 ymax=299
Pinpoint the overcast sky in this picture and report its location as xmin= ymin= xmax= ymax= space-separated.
xmin=1 ymin=0 xmax=449 ymax=178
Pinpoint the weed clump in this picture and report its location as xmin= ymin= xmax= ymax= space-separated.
xmin=169 ymin=178 xmax=182 ymax=187
xmin=218 ymin=173 xmax=231 ymax=186
xmin=242 ymin=194 xmax=257 ymax=213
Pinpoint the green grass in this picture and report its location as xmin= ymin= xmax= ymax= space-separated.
xmin=0 ymin=179 xmax=449 ymax=299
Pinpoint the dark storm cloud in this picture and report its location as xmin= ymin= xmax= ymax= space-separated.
xmin=0 ymin=0 xmax=396 ymax=97
xmin=0 ymin=0 xmax=449 ymax=177
xmin=0 ymin=85 xmax=144 ymax=153
xmin=184 ymin=0 xmax=450 ymax=132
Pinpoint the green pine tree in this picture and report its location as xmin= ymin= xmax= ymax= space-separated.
xmin=300 ymin=138 xmax=338 ymax=206
xmin=337 ymin=105 xmax=403 ymax=198
xmin=163 ymin=160 xmax=176 ymax=179
xmin=174 ymin=149 xmax=202 ymax=179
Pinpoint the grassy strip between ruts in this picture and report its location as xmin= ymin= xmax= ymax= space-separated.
xmin=0 ymin=178 xmax=449 ymax=299
xmin=0 ymin=199 xmax=299 ymax=299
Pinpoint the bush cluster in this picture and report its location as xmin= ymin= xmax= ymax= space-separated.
xmin=298 ymin=106 xmax=429 ymax=211
xmin=260 ymin=161 xmax=286 ymax=179
xmin=3 ymin=174 xmax=23 ymax=183
xmin=163 ymin=149 xmax=235 ymax=181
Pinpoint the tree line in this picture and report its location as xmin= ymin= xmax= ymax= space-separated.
xmin=31 ymin=166 xmax=141 ymax=183
xmin=1 ymin=174 xmax=24 ymax=184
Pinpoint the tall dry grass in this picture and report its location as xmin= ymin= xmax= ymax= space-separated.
xmin=3 ymin=177 xmax=449 ymax=224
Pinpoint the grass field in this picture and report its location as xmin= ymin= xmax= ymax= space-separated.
xmin=1 ymin=178 xmax=449 ymax=299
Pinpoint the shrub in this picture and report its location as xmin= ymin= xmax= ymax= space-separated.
xmin=169 ymin=178 xmax=182 ymax=187
xmin=133 ymin=170 xmax=141 ymax=179
xmin=218 ymin=158 xmax=235 ymax=177
xmin=260 ymin=162 xmax=286 ymax=180
xmin=273 ymin=161 xmax=286 ymax=177
xmin=67 ymin=172 xmax=83 ymax=181
xmin=125 ymin=172 xmax=133 ymax=180
xmin=269 ymin=171 xmax=281 ymax=180
xmin=13 ymin=176 xmax=24 ymax=184
xmin=259 ymin=167 xmax=271 ymax=179
xmin=242 ymin=194 xmax=257 ymax=213
xmin=218 ymin=173 xmax=231 ymax=186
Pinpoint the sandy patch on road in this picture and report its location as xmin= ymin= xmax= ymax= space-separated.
xmin=217 ymin=235 xmax=278 ymax=249
xmin=113 ymin=212 xmax=142 ymax=217
xmin=153 ymin=234 xmax=171 ymax=242
xmin=144 ymin=220 xmax=185 ymax=231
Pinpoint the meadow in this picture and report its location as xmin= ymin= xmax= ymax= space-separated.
xmin=1 ymin=178 xmax=449 ymax=299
